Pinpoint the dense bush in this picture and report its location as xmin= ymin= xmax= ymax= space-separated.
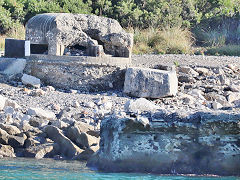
xmin=1 ymin=0 xmax=240 ymax=33
xmin=0 ymin=0 xmax=239 ymax=55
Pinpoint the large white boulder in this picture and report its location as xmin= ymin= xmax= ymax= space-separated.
xmin=124 ymin=67 xmax=178 ymax=98
xmin=0 ymin=95 xmax=7 ymax=111
xmin=21 ymin=74 xmax=41 ymax=88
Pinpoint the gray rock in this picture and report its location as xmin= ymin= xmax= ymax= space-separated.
xmin=0 ymin=128 xmax=9 ymax=145
xmin=5 ymin=99 xmax=20 ymax=109
xmin=195 ymin=67 xmax=209 ymax=75
xmin=124 ymin=67 xmax=178 ymax=98
xmin=8 ymin=135 xmax=25 ymax=148
xmin=21 ymin=74 xmax=41 ymax=88
xmin=0 ymin=95 xmax=7 ymax=111
xmin=178 ymin=66 xmax=199 ymax=76
xmin=29 ymin=117 xmax=49 ymax=128
xmin=27 ymin=107 xmax=56 ymax=120
xmin=23 ymin=143 xmax=54 ymax=159
xmin=219 ymin=74 xmax=230 ymax=85
xmin=212 ymin=101 xmax=223 ymax=110
xmin=0 ymin=58 xmax=26 ymax=75
xmin=125 ymin=98 xmax=159 ymax=113
xmin=43 ymin=125 xmax=83 ymax=158
xmin=0 ymin=123 xmax=21 ymax=135
xmin=67 ymin=124 xmax=99 ymax=149
xmin=0 ymin=144 xmax=16 ymax=157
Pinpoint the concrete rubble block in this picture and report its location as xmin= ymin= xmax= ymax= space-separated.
xmin=0 ymin=144 xmax=16 ymax=157
xmin=0 ymin=58 xmax=26 ymax=75
xmin=21 ymin=74 xmax=41 ymax=88
xmin=27 ymin=107 xmax=56 ymax=120
xmin=43 ymin=125 xmax=83 ymax=158
xmin=124 ymin=67 xmax=178 ymax=98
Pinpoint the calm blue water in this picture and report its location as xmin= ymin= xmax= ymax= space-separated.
xmin=0 ymin=158 xmax=238 ymax=180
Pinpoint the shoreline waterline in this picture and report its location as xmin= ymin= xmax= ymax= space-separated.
xmin=0 ymin=157 xmax=238 ymax=179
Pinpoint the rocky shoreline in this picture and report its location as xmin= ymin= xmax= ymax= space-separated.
xmin=0 ymin=54 xmax=240 ymax=175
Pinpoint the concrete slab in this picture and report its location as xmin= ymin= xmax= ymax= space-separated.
xmin=27 ymin=54 xmax=131 ymax=67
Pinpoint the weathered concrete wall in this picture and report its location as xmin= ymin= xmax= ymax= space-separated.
xmin=24 ymin=55 xmax=129 ymax=92
xmin=88 ymin=111 xmax=240 ymax=176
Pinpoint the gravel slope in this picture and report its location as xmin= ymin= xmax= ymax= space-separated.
xmin=132 ymin=54 xmax=240 ymax=68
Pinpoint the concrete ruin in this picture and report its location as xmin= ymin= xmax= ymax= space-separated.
xmin=25 ymin=13 xmax=133 ymax=58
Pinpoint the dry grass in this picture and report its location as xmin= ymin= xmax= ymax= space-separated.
xmin=130 ymin=27 xmax=194 ymax=54
xmin=0 ymin=25 xmax=25 ymax=51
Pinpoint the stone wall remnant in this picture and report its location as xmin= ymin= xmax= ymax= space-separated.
xmin=25 ymin=13 xmax=133 ymax=58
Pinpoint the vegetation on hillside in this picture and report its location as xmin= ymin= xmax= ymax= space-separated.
xmin=0 ymin=0 xmax=240 ymax=55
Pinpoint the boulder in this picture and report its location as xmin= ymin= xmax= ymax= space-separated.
xmin=23 ymin=143 xmax=54 ymax=159
xmin=0 ymin=123 xmax=21 ymax=135
xmin=124 ymin=67 xmax=178 ymax=98
xmin=0 ymin=128 xmax=9 ymax=144
xmin=44 ymin=125 xmax=83 ymax=158
xmin=27 ymin=107 xmax=56 ymax=120
xmin=21 ymin=74 xmax=41 ymax=88
xmin=178 ymin=66 xmax=199 ymax=76
xmin=8 ymin=135 xmax=25 ymax=148
xmin=124 ymin=98 xmax=159 ymax=113
xmin=195 ymin=67 xmax=209 ymax=75
xmin=29 ymin=117 xmax=49 ymax=128
xmin=0 ymin=144 xmax=16 ymax=157
xmin=74 ymin=148 xmax=95 ymax=161
xmin=67 ymin=125 xmax=99 ymax=149
xmin=0 ymin=95 xmax=7 ymax=111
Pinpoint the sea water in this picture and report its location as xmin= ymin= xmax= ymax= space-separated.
xmin=0 ymin=158 xmax=238 ymax=180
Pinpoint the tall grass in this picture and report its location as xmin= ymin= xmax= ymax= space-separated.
xmin=0 ymin=25 xmax=25 ymax=51
xmin=130 ymin=27 xmax=194 ymax=55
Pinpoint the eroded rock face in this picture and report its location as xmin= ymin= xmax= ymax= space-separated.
xmin=25 ymin=13 xmax=133 ymax=57
xmin=88 ymin=111 xmax=240 ymax=176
